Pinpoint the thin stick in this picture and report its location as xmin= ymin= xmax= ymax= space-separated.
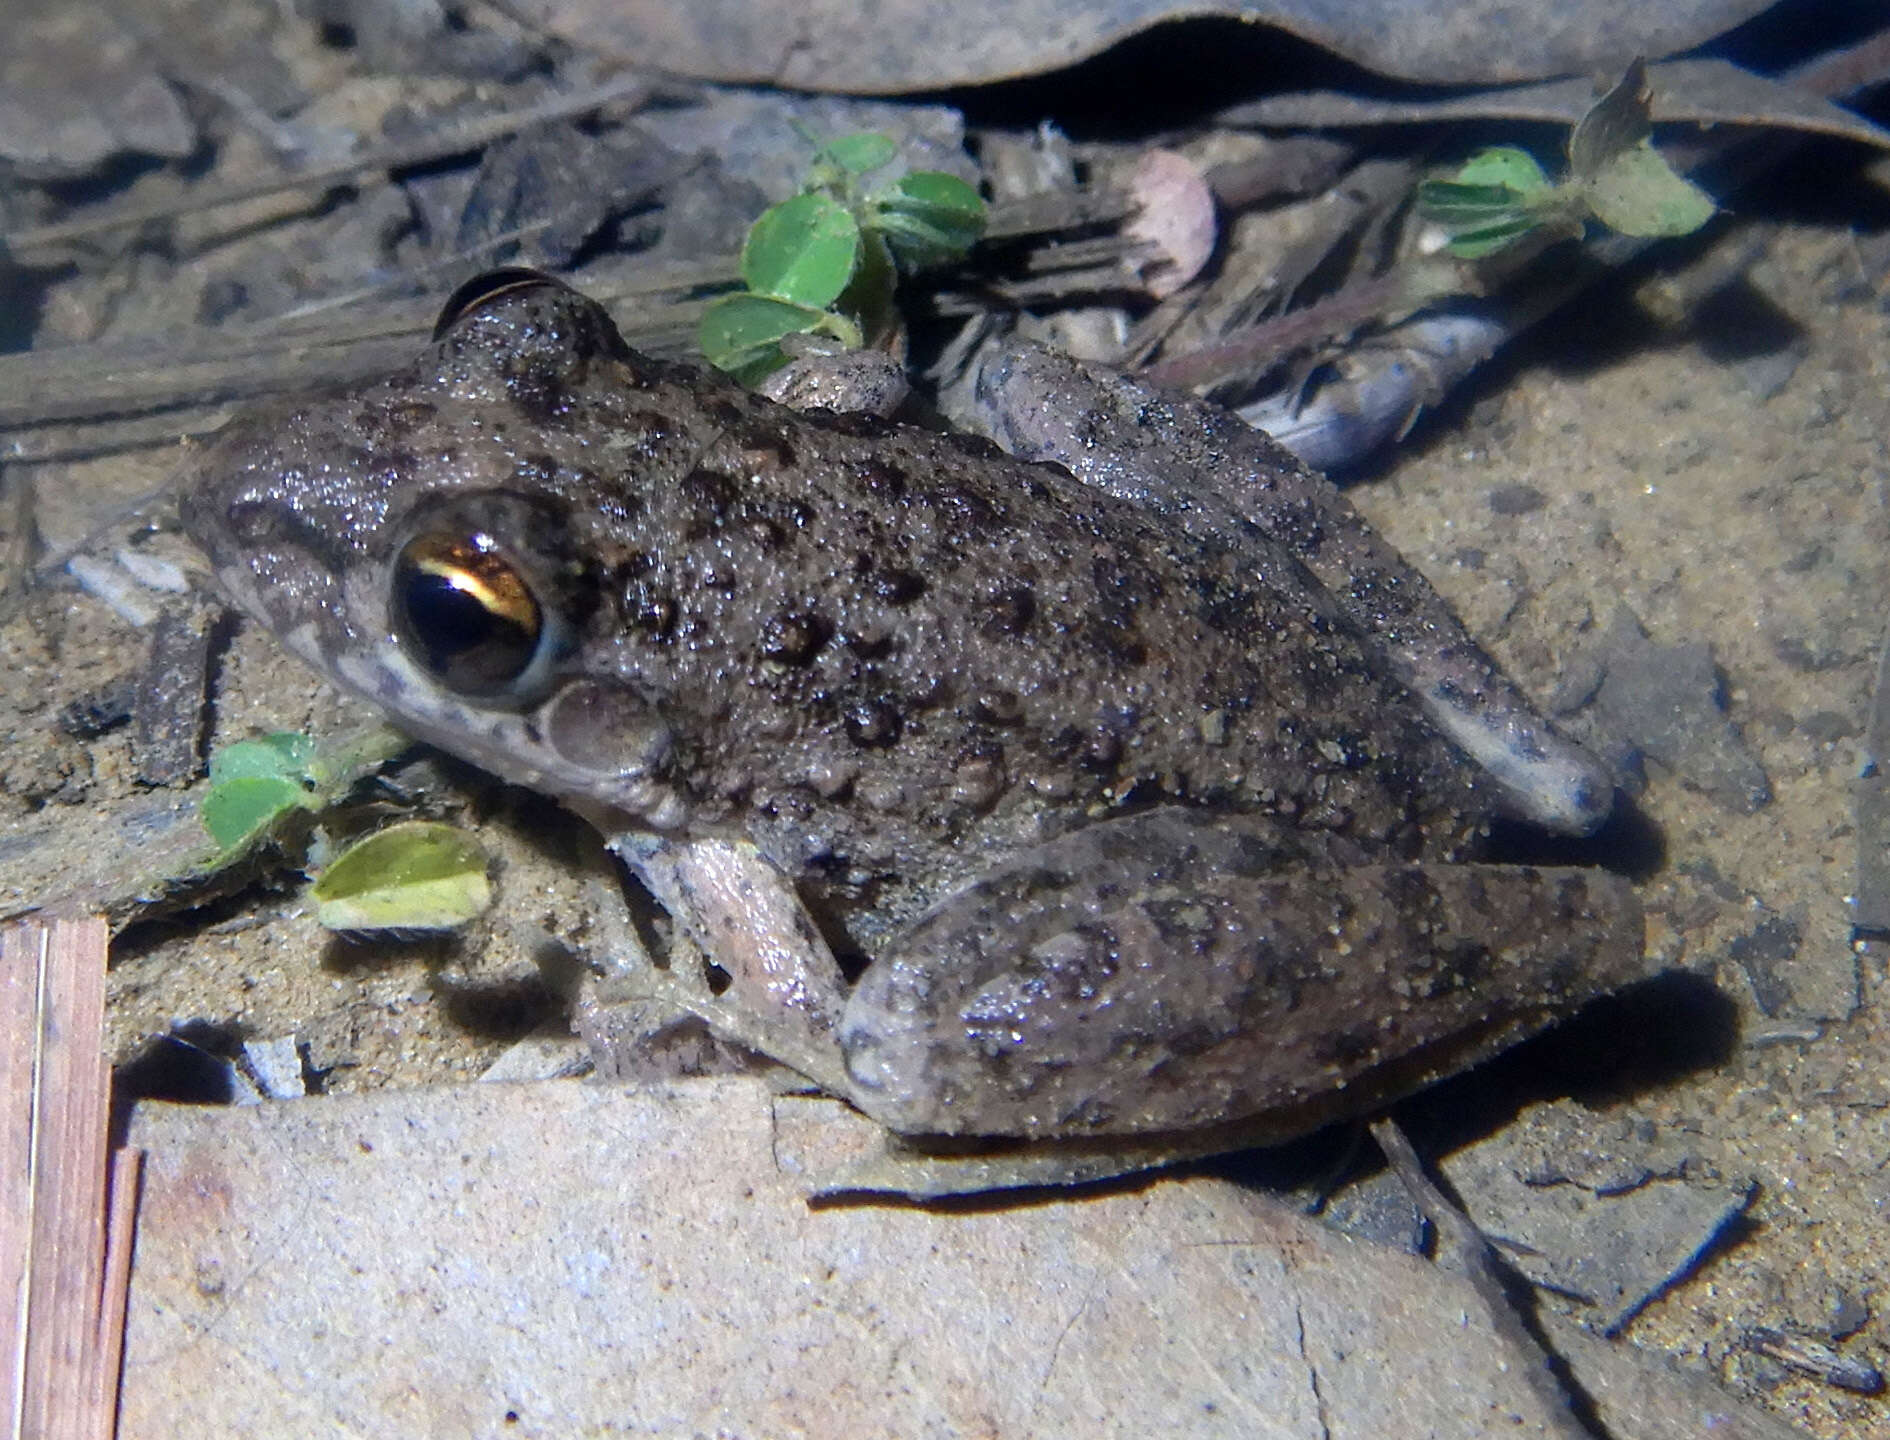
xmin=1 ymin=928 xmax=39 ymax=1440
xmin=1370 ymin=1117 xmax=1592 ymax=1440
xmin=91 ymin=1151 xmax=142 ymax=1434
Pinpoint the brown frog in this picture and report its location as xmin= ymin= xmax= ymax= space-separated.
xmin=181 ymin=270 xmax=1645 ymax=1181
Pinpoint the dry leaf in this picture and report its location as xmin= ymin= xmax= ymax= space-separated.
xmin=1220 ymin=57 xmax=1890 ymax=151
xmin=1124 ymin=149 xmax=1217 ymax=298
xmin=513 ymin=0 xmax=1776 ymax=93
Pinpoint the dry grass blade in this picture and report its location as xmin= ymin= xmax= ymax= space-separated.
xmin=0 ymin=917 xmax=136 ymax=1440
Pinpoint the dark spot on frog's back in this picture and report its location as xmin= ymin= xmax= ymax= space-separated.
xmin=843 ymin=697 xmax=903 ymax=748
xmin=761 ymin=611 xmax=830 ymax=666
xmin=355 ymin=399 xmax=437 ymax=440
xmin=615 ymin=552 xmax=678 ymax=640
xmin=873 ymin=568 xmax=926 ymax=605
xmin=512 ymin=453 xmax=559 ymax=486
xmin=1426 ymin=941 xmax=1496 ymax=996
xmin=1091 ymin=551 xmax=1161 ymax=610
xmin=680 ymin=467 xmax=739 ymax=532
xmin=1083 ymin=615 xmax=1147 ymax=668
xmin=1193 ymin=572 xmax=1260 ymax=636
xmin=733 ymin=421 xmax=797 ymax=472
xmin=947 ymin=431 xmax=1007 ymax=464
xmin=819 ymin=409 xmax=897 ymax=442
xmin=983 ymin=584 xmax=1036 ymax=637
xmin=854 ymin=459 xmax=908 ymax=502
xmin=1320 ymin=1025 xmax=1381 ymax=1068
xmin=504 ymin=364 xmax=574 ymax=427
xmin=923 ymin=483 xmax=1005 ymax=537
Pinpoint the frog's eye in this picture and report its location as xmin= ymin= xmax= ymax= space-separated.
xmin=392 ymin=532 xmax=561 ymax=698
xmin=432 ymin=267 xmax=578 ymax=340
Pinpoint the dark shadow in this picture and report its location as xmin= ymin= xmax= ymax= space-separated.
xmin=1710 ymin=0 xmax=1890 ymax=77
xmin=430 ymin=971 xmax=562 ymax=1042
xmin=1205 ymin=969 xmax=1738 ymax=1199
xmin=113 ymin=1027 xmax=246 ymax=1108
xmin=1689 ymin=274 xmax=1808 ymax=367
xmin=940 ymin=18 xmax=1382 ymax=139
xmin=811 ymin=1161 xmax=1170 ymax=1215
xmin=1383 ymin=970 xmax=1740 ymax=1155
xmin=1484 ymin=797 xmax=1666 ymax=884
xmin=320 ymin=927 xmax=465 ymax=975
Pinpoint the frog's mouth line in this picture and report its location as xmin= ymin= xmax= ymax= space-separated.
xmin=322 ymin=643 xmax=690 ymax=832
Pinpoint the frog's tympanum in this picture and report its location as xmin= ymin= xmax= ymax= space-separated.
xmin=182 ymin=269 xmax=1647 ymax=1183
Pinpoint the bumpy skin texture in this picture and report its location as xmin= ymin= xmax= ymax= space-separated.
xmin=181 ymin=283 xmax=1488 ymax=939
xmin=182 ymin=274 xmax=1644 ymax=1143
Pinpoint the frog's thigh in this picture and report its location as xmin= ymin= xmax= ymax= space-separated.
xmin=839 ymin=809 xmax=1645 ymax=1139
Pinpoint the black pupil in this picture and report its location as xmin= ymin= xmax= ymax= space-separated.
xmin=395 ymin=562 xmax=538 ymax=694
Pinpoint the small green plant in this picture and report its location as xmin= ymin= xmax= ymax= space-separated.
xmin=1417 ymin=59 xmax=1715 ymax=261
xmin=200 ymin=730 xmax=324 ymax=853
xmin=699 ymin=132 xmax=986 ymax=385
xmin=198 ymin=726 xmax=494 ymax=932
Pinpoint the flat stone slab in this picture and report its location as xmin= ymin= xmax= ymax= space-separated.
xmin=119 ymin=1077 xmax=1799 ymax=1439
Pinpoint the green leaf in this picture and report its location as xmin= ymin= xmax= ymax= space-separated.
xmin=699 ymin=293 xmax=832 ymax=385
xmin=740 ymin=193 xmax=862 ymax=308
xmin=816 ymin=132 xmax=898 ymax=176
xmin=1584 ymin=143 xmax=1716 ymax=238
xmin=1416 ymin=180 xmax=1533 ymax=225
xmin=1454 ymin=147 xmax=1549 ymax=196
xmin=200 ymin=774 xmax=313 ymax=851
xmin=1445 ymin=215 xmax=1548 ymax=259
xmin=311 ymin=821 xmax=492 ymax=932
xmin=827 ymin=229 xmax=896 ymax=348
xmin=209 ymin=732 xmax=314 ymax=785
xmin=869 ymin=171 xmax=985 ymax=270
xmin=302 ymin=723 xmax=411 ymax=790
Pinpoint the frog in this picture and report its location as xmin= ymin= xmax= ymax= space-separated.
xmin=179 ymin=268 xmax=1647 ymax=1191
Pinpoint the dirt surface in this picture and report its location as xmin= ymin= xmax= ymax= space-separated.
xmin=1 ymin=10 xmax=1888 ymax=1435
xmin=1352 ymin=221 xmax=1890 ymax=1433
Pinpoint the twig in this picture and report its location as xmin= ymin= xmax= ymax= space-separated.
xmin=1370 ymin=1117 xmax=1595 ymax=1440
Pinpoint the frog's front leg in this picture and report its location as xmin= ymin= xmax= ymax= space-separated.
xmin=839 ymin=809 xmax=1647 ymax=1141
xmin=609 ymin=830 xmax=854 ymax=1097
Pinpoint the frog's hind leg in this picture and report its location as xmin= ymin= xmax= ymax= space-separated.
xmin=839 ymin=807 xmax=1647 ymax=1145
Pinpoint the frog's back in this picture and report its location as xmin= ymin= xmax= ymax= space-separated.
xmin=182 ymin=277 xmax=1488 ymax=948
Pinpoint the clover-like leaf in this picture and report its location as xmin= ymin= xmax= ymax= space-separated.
xmin=739 ymin=192 xmax=862 ymax=309
xmin=1446 ymin=215 xmax=1551 ymax=260
xmin=817 ymin=132 xmax=898 ymax=177
xmin=311 ymin=821 xmax=492 ymax=932
xmin=700 ymin=293 xmax=836 ymax=385
xmin=200 ymin=774 xmax=315 ymax=852
xmin=1454 ymin=146 xmax=1550 ymax=197
xmin=1584 ymin=143 xmax=1716 ymax=238
xmin=869 ymin=171 xmax=986 ymax=271
xmin=208 ymin=731 xmax=314 ymax=785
